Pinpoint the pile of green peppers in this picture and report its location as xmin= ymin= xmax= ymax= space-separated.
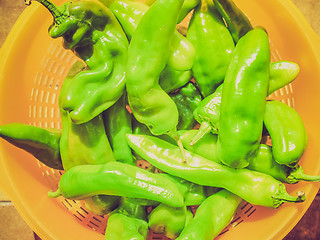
xmin=0 ymin=0 xmax=317 ymax=239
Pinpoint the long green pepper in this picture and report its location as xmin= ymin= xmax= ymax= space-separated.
xmin=180 ymin=130 xmax=319 ymax=184
xmin=177 ymin=189 xmax=242 ymax=240
xmin=191 ymin=61 xmax=300 ymax=145
xmin=187 ymin=0 xmax=235 ymax=97
xmin=127 ymin=134 xmax=305 ymax=208
xmin=126 ymin=0 xmax=183 ymax=138
xmin=217 ymin=27 xmax=270 ymax=169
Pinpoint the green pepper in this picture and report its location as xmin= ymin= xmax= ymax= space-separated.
xmin=169 ymin=82 xmax=203 ymax=131
xmin=126 ymin=0 xmax=183 ymax=138
xmin=177 ymin=0 xmax=201 ymax=23
xmin=264 ymin=100 xmax=308 ymax=167
xmin=162 ymin=174 xmax=206 ymax=206
xmin=103 ymin=92 xmax=134 ymax=165
xmin=217 ymin=27 xmax=270 ymax=169
xmin=127 ymin=134 xmax=305 ymax=208
xmin=186 ymin=0 xmax=235 ymax=97
xmin=148 ymin=203 xmax=192 ymax=239
xmin=191 ymin=61 xmax=300 ymax=145
xmin=105 ymin=213 xmax=148 ymax=240
xmin=48 ymin=161 xmax=185 ymax=208
xmin=0 ymin=123 xmax=62 ymax=170
xmin=58 ymin=61 xmax=115 ymax=171
xmin=30 ymin=0 xmax=129 ymax=124
xmin=101 ymin=0 xmax=195 ymax=71
xmin=159 ymin=65 xmax=193 ymax=94
xmin=84 ymin=195 xmax=120 ymax=215
xmin=180 ymin=130 xmax=319 ymax=184
xmin=105 ymin=198 xmax=148 ymax=240
xmin=177 ymin=189 xmax=242 ymax=240
xmin=212 ymin=0 xmax=253 ymax=43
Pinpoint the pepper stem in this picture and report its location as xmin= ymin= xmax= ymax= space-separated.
xmin=48 ymin=188 xmax=61 ymax=198
xmin=287 ymin=166 xmax=320 ymax=184
xmin=167 ymin=129 xmax=186 ymax=163
xmin=273 ymin=184 xmax=305 ymax=208
xmin=25 ymin=0 xmax=64 ymax=24
xmin=190 ymin=121 xmax=214 ymax=146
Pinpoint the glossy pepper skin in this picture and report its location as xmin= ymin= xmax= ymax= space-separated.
xmin=213 ymin=0 xmax=253 ymax=43
xmin=217 ymin=27 xmax=270 ymax=169
xmin=177 ymin=189 xmax=242 ymax=240
xmin=264 ymin=100 xmax=308 ymax=167
xmin=100 ymin=0 xmax=194 ymax=92
xmin=100 ymin=0 xmax=195 ymax=71
xmin=169 ymin=82 xmax=203 ymax=131
xmin=126 ymin=0 xmax=183 ymax=137
xmin=103 ymin=92 xmax=135 ymax=165
xmin=180 ymin=130 xmax=319 ymax=184
xmin=30 ymin=0 xmax=129 ymax=124
xmin=187 ymin=0 xmax=235 ymax=97
xmin=191 ymin=61 xmax=300 ymax=145
xmin=148 ymin=204 xmax=192 ymax=239
xmin=49 ymin=161 xmax=185 ymax=208
xmin=58 ymin=61 xmax=115 ymax=171
xmin=127 ymin=134 xmax=305 ymax=208
xmin=0 ymin=123 xmax=63 ymax=170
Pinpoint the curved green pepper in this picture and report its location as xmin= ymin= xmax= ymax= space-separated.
xmin=187 ymin=0 xmax=235 ymax=97
xmin=101 ymin=0 xmax=195 ymax=71
xmin=264 ymin=100 xmax=308 ymax=167
xmin=213 ymin=0 xmax=253 ymax=43
xmin=148 ymin=204 xmax=192 ymax=239
xmin=177 ymin=189 xmax=242 ymax=240
xmin=180 ymin=130 xmax=319 ymax=184
xmin=31 ymin=0 xmax=129 ymax=124
xmin=169 ymin=82 xmax=203 ymax=131
xmin=126 ymin=0 xmax=183 ymax=138
xmin=49 ymin=161 xmax=185 ymax=208
xmin=217 ymin=27 xmax=270 ymax=169
xmin=0 ymin=123 xmax=62 ymax=170
xmin=59 ymin=61 xmax=115 ymax=171
xmin=103 ymin=92 xmax=134 ymax=165
xmin=191 ymin=61 xmax=300 ymax=145
xmin=127 ymin=134 xmax=305 ymax=208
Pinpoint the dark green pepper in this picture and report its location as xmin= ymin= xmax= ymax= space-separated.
xmin=127 ymin=134 xmax=305 ymax=208
xmin=169 ymin=82 xmax=202 ymax=131
xmin=103 ymin=92 xmax=135 ymax=165
xmin=29 ymin=0 xmax=129 ymax=124
xmin=126 ymin=0 xmax=183 ymax=138
xmin=48 ymin=161 xmax=185 ymax=208
xmin=148 ymin=203 xmax=192 ymax=239
xmin=213 ymin=0 xmax=253 ymax=43
xmin=0 ymin=123 xmax=62 ymax=170
xmin=84 ymin=195 xmax=120 ymax=215
xmin=217 ymin=27 xmax=270 ymax=168
xmin=180 ymin=129 xmax=319 ymax=184
xmin=187 ymin=0 xmax=235 ymax=97
xmin=264 ymin=100 xmax=308 ymax=167
xmin=177 ymin=189 xmax=242 ymax=240
xmin=191 ymin=61 xmax=300 ymax=145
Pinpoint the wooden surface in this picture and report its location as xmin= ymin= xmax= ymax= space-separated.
xmin=1 ymin=0 xmax=320 ymax=239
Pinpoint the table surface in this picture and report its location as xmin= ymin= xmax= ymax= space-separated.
xmin=1 ymin=0 xmax=320 ymax=240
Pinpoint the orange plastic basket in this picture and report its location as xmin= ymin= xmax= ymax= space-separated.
xmin=1 ymin=0 xmax=320 ymax=239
